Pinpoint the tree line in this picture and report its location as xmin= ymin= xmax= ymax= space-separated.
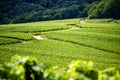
xmin=87 ymin=0 xmax=120 ymax=19
xmin=0 ymin=0 xmax=119 ymax=24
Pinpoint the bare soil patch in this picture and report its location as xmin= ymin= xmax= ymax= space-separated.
xmin=33 ymin=35 xmax=47 ymax=40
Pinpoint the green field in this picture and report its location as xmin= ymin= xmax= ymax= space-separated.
xmin=0 ymin=18 xmax=120 ymax=70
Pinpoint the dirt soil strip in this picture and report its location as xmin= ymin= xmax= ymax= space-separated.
xmin=33 ymin=35 xmax=47 ymax=40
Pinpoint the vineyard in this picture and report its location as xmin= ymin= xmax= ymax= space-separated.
xmin=0 ymin=18 xmax=120 ymax=71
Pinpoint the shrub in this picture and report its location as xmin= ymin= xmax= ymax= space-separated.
xmin=0 ymin=55 xmax=120 ymax=80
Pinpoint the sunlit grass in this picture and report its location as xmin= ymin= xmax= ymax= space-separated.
xmin=44 ymin=30 xmax=120 ymax=54
xmin=0 ymin=18 xmax=120 ymax=70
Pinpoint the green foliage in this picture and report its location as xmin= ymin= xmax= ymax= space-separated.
xmin=0 ymin=55 xmax=120 ymax=80
xmin=87 ymin=0 xmax=120 ymax=19
xmin=0 ymin=0 xmax=99 ymax=24
xmin=1 ymin=0 xmax=120 ymax=24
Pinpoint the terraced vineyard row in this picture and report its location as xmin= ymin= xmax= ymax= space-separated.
xmin=0 ymin=19 xmax=120 ymax=70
